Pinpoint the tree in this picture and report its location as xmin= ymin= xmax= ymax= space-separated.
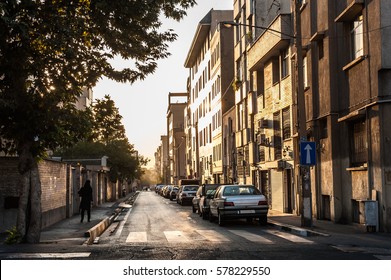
xmin=0 ymin=0 xmax=195 ymax=243
xmin=57 ymin=95 xmax=148 ymax=183
xmin=91 ymin=95 xmax=127 ymax=144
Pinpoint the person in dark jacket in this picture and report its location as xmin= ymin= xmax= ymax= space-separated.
xmin=78 ymin=180 xmax=93 ymax=222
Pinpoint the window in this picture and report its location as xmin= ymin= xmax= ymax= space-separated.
xmin=273 ymin=112 xmax=282 ymax=160
xmin=258 ymin=145 xmax=265 ymax=162
xmin=236 ymin=59 xmax=243 ymax=82
xmin=281 ymin=49 xmax=289 ymax=79
xmin=282 ymin=107 xmax=291 ymax=140
xmin=303 ymin=55 xmax=308 ymax=88
xmin=351 ymin=14 xmax=364 ymax=60
xmin=350 ymin=119 xmax=367 ymax=166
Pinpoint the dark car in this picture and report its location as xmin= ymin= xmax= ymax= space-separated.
xmin=191 ymin=184 xmax=220 ymax=217
xmin=196 ymin=184 xmax=220 ymax=219
xmin=209 ymin=184 xmax=269 ymax=226
xmin=169 ymin=186 xmax=179 ymax=201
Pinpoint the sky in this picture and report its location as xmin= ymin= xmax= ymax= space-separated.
xmin=92 ymin=1 xmax=233 ymax=168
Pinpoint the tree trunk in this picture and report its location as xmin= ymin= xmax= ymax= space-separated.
xmin=16 ymin=141 xmax=42 ymax=243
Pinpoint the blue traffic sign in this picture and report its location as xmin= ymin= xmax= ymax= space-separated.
xmin=300 ymin=141 xmax=316 ymax=166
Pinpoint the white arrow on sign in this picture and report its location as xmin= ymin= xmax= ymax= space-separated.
xmin=304 ymin=144 xmax=312 ymax=164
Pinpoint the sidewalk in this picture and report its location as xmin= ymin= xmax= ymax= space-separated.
xmin=39 ymin=192 xmax=137 ymax=245
xmin=268 ymin=209 xmax=365 ymax=236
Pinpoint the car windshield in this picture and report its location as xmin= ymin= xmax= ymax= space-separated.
xmin=223 ymin=186 xmax=261 ymax=196
xmin=206 ymin=189 xmax=216 ymax=196
xmin=183 ymin=186 xmax=199 ymax=191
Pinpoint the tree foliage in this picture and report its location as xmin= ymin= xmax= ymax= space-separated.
xmin=0 ymin=0 xmax=196 ymax=243
xmin=91 ymin=95 xmax=127 ymax=144
xmin=57 ymin=95 xmax=149 ymax=183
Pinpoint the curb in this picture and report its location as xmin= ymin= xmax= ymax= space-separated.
xmin=84 ymin=217 xmax=110 ymax=245
xmin=268 ymin=219 xmax=330 ymax=237
xmin=83 ymin=192 xmax=140 ymax=244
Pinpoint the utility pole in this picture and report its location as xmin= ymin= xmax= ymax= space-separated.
xmin=294 ymin=0 xmax=312 ymax=227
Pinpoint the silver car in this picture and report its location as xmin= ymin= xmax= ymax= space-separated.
xmin=209 ymin=184 xmax=269 ymax=226
xmin=177 ymin=185 xmax=199 ymax=205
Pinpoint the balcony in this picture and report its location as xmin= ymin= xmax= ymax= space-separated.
xmin=247 ymin=14 xmax=293 ymax=71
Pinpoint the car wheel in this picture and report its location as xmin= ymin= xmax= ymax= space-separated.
xmin=259 ymin=215 xmax=267 ymax=226
xmin=218 ymin=211 xmax=224 ymax=226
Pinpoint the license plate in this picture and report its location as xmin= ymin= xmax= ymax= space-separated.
xmin=240 ymin=210 xmax=255 ymax=214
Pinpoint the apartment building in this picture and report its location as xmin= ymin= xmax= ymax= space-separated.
xmin=228 ymin=0 xmax=296 ymax=214
xmin=75 ymin=87 xmax=93 ymax=110
xmin=154 ymin=135 xmax=169 ymax=184
xmin=244 ymin=0 xmax=296 ymax=213
xmin=167 ymin=93 xmax=187 ymax=185
xmin=298 ymin=0 xmax=391 ymax=231
xmin=184 ymin=9 xmax=234 ymax=184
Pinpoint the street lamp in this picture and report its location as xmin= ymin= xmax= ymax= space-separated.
xmin=220 ymin=21 xmax=296 ymax=39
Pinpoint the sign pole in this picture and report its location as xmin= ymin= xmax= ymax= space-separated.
xmin=294 ymin=0 xmax=312 ymax=227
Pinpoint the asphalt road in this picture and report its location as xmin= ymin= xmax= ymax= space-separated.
xmin=90 ymin=191 xmax=382 ymax=260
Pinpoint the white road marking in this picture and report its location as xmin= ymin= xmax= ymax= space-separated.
xmin=164 ymin=231 xmax=190 ymax=242
xmin=126 ymin=231 xmax=148 ymax=243
xmin=264 ymin=230 xmax=314 ymax=243
xmin=229 ymin=230 xmax=273 ymax=243
xmin=196 ymin=230 xmax=230 ymax=242
xmin=3 ymin=252 xmax=91 ymax=259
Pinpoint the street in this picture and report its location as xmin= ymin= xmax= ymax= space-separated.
xmin=1 ymin=191 xmax=390 ymax=260
xmin=87 ymin=191 xmax=387 ymax=260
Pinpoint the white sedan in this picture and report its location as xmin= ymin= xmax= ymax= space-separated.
xmin=209 ymin=185 xmax=269 ymax=226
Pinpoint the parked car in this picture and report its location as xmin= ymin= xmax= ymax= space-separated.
xmin=169 ymin=186 xmax=179 ymax=201
xmin=163 ymin=185 xmax=175 ymax=199
xmin=155 ymin=184 xmax=164 ymax=194
xmin=192 ymin=186 xmax=203 ymax=213
xmin=177 ymin=185 xmax=199 ymax=205
xmin=196 ymin=184 xmax=220 ymax=219
xmin=159 ymin=185 xmax=167 ymax=196
xmin=209 ymin=184 xmax=269 ymax=226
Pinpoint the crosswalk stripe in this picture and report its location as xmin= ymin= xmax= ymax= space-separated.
xmin=164 ymin=231 xmax=190 ymax=242
xmin=2 ymin=252 xmax=91 ymax=259
xmin=126 ymin=231 xmax=147 ymax=243
xmin=229 ymin=230 xmax=273 ymax=243
xmin=196 ymin=230 xmax=230 ymax=242
xmin=264 ymin=230 xmax=314 ymax=243
xmin=124 ymin=229 xmax=313 ymax=244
